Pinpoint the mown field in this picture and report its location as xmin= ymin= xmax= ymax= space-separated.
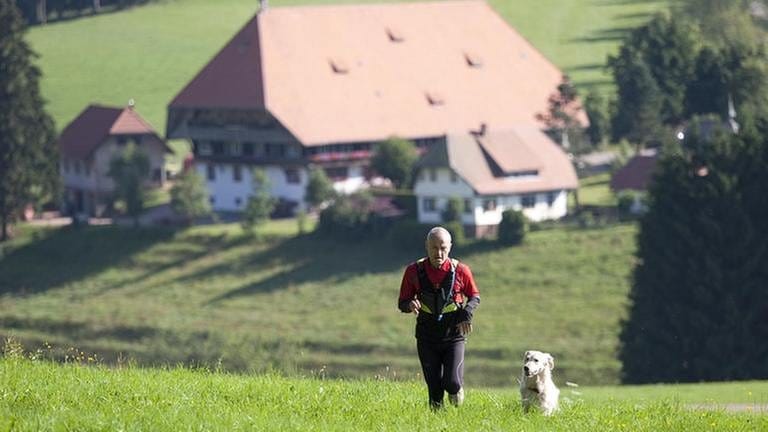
xmin=0 ymin=220 xmax=634 ymax=387
xmin=26 ymin=0 xmax=671 ymax=142
xmin=2 ymin=355 xmax=766 ymax=431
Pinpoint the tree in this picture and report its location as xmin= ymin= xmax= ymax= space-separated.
xmin=536 ymin=75 xmax=586 ymax=151
xmin=583 ymin=90 xmax=610 ymax=146
xmin=317 ymin=191 xmax=374 ymax=240
xmin=241 ymin=168 xmax=275 ymax=233
xmin=0 ymin=0 xmax=58 ymax=241
xmin=170 ymin=169 xmax=211 ymax=224
xmin=609 ymin=48 xmax=665 ymax=145
xmin=609 ymin=13 xmax=698 ymax=142
xmin=371 ymin=136 xmax=418 ymax=189
xmin=108 ymin=143 xmax=150 ymax=227
xmin=304 ymin=166 xmax=335 ymax=210
xmin=674 ymin=0 xmax=763 ymax=48
xmin=497 ymin=209 xmax=527 ymax=246
xmin=619 ymin=116 xmax=768 ymax=383
xmin=441 ymin=197 xmax=462 ymax=224
xmin=685 ymin=43 xmax=768 ymax=133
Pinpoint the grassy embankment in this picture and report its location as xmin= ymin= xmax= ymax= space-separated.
xmin=1 ymin=354 xmax=766 ymax=431
xmin=26 ymin=0 xmax=670 ymax=165
xmin=1 ymin=216 xmax=633 ymax=387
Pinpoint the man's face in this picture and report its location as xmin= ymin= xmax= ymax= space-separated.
xmin=426 ymin=234 xmax=452 ymax=268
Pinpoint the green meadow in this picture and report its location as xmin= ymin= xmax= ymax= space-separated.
xmin=2 ymin=355 xmax=766 ymax=431
xmin=1 ymin=220 xmax=634 ymax=387
xmin=26 ymin=0 xmax=670 ymax=142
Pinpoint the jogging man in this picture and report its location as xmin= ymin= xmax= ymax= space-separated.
xmin=398 ymin=226 xmax=481 ymax=408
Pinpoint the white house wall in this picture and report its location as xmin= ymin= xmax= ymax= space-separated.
xmin=414 ymin=167 xmax=475 ymax=224
xmin=198 ymin=162 xmax=307 ymax=212
xmin=415 ymin=167 xmax=570 ymax=226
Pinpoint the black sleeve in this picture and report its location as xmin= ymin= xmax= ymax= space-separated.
xmin=462 ymin=295 xmax=480 ymax=320
xmin=398 ymin=299 xmax=413 ymax=313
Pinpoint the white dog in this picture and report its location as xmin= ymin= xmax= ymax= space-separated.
xmin=519 ymin=350 xmax=560 ymax=416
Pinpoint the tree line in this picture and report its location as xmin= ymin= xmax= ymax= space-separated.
xmin=614 ymin=1 xmax=768 ymax=383
xmin=16 ymin=0 xmax=157 ymax=25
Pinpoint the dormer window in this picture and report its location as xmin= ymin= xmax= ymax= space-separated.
xmin=425 ymin=91 xmax=444 ymax=106
xmin=329 ymin=58 xmax=349 ymax=74
xmin=386 ymin=27 xmax=404 ymax=43
xmin=464 ymin=52 xmax=483 ymax=68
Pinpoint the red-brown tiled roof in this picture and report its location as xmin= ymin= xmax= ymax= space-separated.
xmin=610 ymin=153 xmax=659 ymax=191
xmin=59 ymin=105 xmax=167 ymax=159
xmin=169 ymin=14 xmax=264 ymax=109
xmin=169 ymin=0 xmax=584 ymax=145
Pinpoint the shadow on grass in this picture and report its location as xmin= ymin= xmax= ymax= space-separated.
xmin=570 ymin=26 xmax=638 ymax=43
xmin=0 ymin=225 xmax=175 ymax=295
xmin=203 ymin=233 xmax=413 ymax=304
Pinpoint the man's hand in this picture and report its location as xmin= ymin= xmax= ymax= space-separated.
xmin=457 ymin=321 xmax=473 ymax=336
xmin=409 ymin=299 xmax=421 ymax=315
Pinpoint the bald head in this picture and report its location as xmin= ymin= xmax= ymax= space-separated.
xmin=426 ymin=226 xmax=452 ymax=243
xmin=425 ymin=226 xmax=452 ymax=268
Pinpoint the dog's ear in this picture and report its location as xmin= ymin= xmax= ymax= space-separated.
xmin=546 ymin=353 xmax=555 ymax=370
xmin=523 ymin=350 xmax=531 ymax=360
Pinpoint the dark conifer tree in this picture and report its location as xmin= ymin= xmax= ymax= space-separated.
xmin=0 ymin=0 xmax=58 ymax=241
xmin=620 ymin=117 xmax=768 ymax=383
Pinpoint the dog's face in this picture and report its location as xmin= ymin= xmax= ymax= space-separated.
xmin=522 ymin=350 xmax=554 ymax=377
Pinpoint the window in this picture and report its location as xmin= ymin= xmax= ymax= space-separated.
xmin=463 ymin=199 xmax=473 ymax=214
xmin=207 ymin=163 xmax=216 ymax=181
xmin=429 ymin=169 xmax=437 ymax=182
xmin=233 ymin=164 xmax=242 ymax=182
xmin=153 ymin=168 xmax=162 ymax=182
xmin=483 ymin=198 xmax=497 ymax=212
xmin=285 ymin=168 xmax=300 ymax=184
xmin=235 ymin=197 xmax=242 ymax=207
xmin=522 ymin=194 xmax=536 ymax=208
xmin=199 ymin=142 xmax=213 ymax=156
xmin=324 ymin=166 xmax=348 ymax=180
xmin=242 ymin=143 xmax=254 ymax=156
xmin=230 ymin=142 xmax=242 ymax=156
xmin=423 ymin=197 xmax=437 ymax=213
xmin=212 ymin=141 xmax=225 ymax=156
xmin=547 ymin=191 xmax=558 ymax=206
xmin=209 ymin=195 xmax=216 ymax=205
xmin=74 ymin=161 xmax=82 ymax=175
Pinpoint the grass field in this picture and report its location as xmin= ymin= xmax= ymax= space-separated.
xmin=1 ymin=219 xmax=635 ymax=387
xmin=26 ymin=0 xmax=670 ymax=143
xmin=2 ymin=356 xmax=766 ymax=431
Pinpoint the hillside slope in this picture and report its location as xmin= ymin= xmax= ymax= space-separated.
xmin=1 ymin=223 xmax=635 ymax=386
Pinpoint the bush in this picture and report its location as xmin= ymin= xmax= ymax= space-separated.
xmin=317 ymin=193 xmax=374 ymax=240
xmin=443 ymin=220 xmax=465 ymax=247
xmin=497 ymin=209 xmax=527 ymax=245
xmin=616 ymin=190 xmax=639 ymax=221
xmin=442 ymin=197 xmax=463 ymax=223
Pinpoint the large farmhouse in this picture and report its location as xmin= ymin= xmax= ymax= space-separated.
xmin=59 ymin=104 xmax=171 ymax=216
xmin=167 ymin=0 xmax=579 ymax=219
